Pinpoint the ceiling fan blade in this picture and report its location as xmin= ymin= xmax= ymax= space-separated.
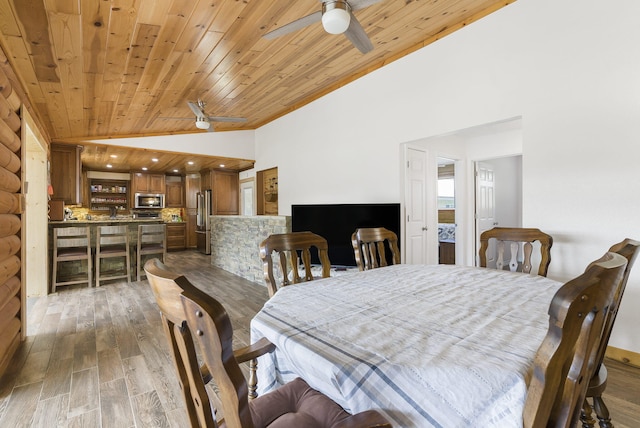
xmin=187 ymin=101 xmax=205 ymax=117
xmin=263 ymin=11 xmax=322 ymax=40
xmin=207 ymin=116 xmax=247 ymax=123
xmin=349 ymin=0 xmax=385 ymax=12
xmin=344 ymin=13 xmax=373 ymax=54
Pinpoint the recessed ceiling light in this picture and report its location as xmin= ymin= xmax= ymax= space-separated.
xmin=152 ymin=158 xmax=158 ymax=162
xmin=110 ymin=154 xmax=117 ymax=158
xmin=173 ymin=169 xmax=179 ymax=173
xmin=219 ymin=164 xmax=225 ymax=168
xmin=187 ymin=161 xmax=194 ymax=165
xmin=142 ymin=167 xmax=148 ymax=171
xmin=106 ymin=164 xmax=112 ymax=168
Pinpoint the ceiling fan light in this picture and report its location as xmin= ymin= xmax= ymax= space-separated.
xmin=195 ymin=118 xmax=210 ymax=130
xmin=322 ymin=1 xmax=351 ymax=34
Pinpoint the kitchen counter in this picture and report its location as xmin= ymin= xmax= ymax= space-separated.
xmin=49 ymin=218 xmax=164 ymax=225
xmin=49 ymin=219 xmax=165 ymax=288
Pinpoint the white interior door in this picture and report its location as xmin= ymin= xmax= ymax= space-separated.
xmin=404 ymin=147 xmax=428 ymax=264
xmin=240 ymin=180 xmax=255 ymax=216
xmin=475 ymin=162 xmax=496 ymax=265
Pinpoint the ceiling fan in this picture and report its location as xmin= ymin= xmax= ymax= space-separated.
xmin=263 ymin=0 xmax=383 ymax=54
xmin=162 ymin=100 xmax=247 ymax=131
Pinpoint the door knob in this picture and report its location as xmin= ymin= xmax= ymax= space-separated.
xmin=422 ymin=227 xmax=428 ymax=231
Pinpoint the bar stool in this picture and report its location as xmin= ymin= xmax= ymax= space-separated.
xmin=96 ymin=225 xmax=131 ymax=287
xmin=51 ymin=226 xmax=92 ymax=292
xmin=137 ymin=224 xmax=166 ymax=281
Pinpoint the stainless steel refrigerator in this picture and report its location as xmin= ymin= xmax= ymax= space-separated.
xmin=196 ymin=190 xmax=212 ymax=254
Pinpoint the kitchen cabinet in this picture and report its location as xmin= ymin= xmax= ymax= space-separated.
xmin=50 ymin=143 xmax=82 ymax=204
xmin=131 ymin=172 xmax=165 ymax=194
xmin=166 ymin=222 xmax=186 ymax=251
xmin=89 ymin=179 xmax=129 ymax=212
xmin=165 ymin=176 xmax=185 ymax=208
xmin=201 ymin=169 xmax=239 ymax=215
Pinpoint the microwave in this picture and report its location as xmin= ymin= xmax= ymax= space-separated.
xmin=134 ymin=193 xmax=165 ymax=209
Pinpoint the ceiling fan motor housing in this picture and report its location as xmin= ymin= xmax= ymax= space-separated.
xmin=322 ymin=1 xmax=351 ymax=34
xmin=195 ymin=117 xmax=210 ymax=130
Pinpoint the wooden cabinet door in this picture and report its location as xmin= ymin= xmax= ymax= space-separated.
xmin=132 ymin=173 xmax=165 ymax=194
xmin=50 ymin=144 xmax=81 ymax=204
xmin=185 ymin=174 xmax=200 ymax=209
xmin=166 ymin=181 xmax=184 ymax=207
xmin=213 ymin=171 xmax=239 ymax=215
xmin=131 ymin=172 xmax=148 ymax=193
xmin=200 ymin=169 xmax=212 ymax=191
xmin=166 ymin=223 xmax=186 ymax=251
xmin=186 ymin=210 xmax=197 ymax=248
xmin=149 ymin=174 xmax=165 ymax=193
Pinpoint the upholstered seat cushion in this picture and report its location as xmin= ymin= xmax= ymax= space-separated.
xmin=249 ymin=378 xmax=351 ymax=428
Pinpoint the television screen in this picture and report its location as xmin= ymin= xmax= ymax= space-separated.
xmin=291 ymin=203 xmax=401 ymax=267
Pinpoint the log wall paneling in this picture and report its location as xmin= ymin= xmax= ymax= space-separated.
xmin=0 ymin=64 xmax=22 ymax=378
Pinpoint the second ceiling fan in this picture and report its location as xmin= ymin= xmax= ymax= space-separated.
xmin=263 ymin=0 xmax=384 ymax=54
xmin=161 ymin=100 xmax=247 ymax=132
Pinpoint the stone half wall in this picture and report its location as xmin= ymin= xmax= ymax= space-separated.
xmin=210 ymin=215 xmax=291 ymax=285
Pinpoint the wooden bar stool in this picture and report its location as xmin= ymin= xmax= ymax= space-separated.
xmin=96 ymin=225 xmax=131 ymax=287
xmin=51 ymin=226 xmax=92 ymax=292
xmin=137 ymin=224 xmax=166 ymax=281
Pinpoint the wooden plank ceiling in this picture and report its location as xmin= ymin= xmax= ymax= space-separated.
xmin=0 ymin=0 xmax=514 ymax=172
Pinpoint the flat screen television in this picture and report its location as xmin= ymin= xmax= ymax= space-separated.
xmin=291 ymin=203 xmax=401 ymax=267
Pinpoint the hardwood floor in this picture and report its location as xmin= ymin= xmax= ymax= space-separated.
xmin=0 ymin=250 xmax=638 ymax=427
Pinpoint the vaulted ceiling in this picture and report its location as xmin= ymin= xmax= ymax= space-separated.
xmin=0 ymin=0 xmax=514 ymax=144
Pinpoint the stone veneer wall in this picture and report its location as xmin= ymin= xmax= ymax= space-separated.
xmin=210 ymin=215 xmax=291 ymax=284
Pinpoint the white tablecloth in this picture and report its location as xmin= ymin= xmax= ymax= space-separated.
xmin=250 ymin=264 xmax=563 ymax=427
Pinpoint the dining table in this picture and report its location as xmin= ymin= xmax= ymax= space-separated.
xmin=250 ymin=263 xmax=564 ymax=427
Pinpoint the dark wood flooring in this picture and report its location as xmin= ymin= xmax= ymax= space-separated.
xmin=0 ymin=250 xmax=638 ymax=427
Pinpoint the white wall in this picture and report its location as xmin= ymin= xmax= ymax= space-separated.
xmin=89 ymin=130 xmax=255 ymax=160
xmin=253 ymin=0 xmax=640 ymax=353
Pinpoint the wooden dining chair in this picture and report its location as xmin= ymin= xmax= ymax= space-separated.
xmin=137 ymin=223 xmax=166 ymax=281
xmin=95 ymin=225 xmax=131 ymax=287
xmin=144 ymin=258 xmax=391 ymax=428
xmin=351 ymin=227 xmax=400 ymax=271
xmin=51 ymin=226 xmax=92 ymax=292
xmin=523 ymin=251 xmax=627 ymax=428
xmin=479 ymin=227 xmax=553 ymax=276
xmin=259 ymin=231 xmax=331 ymax=298
xmin=581 ymin=238 xmax=640 ymax=428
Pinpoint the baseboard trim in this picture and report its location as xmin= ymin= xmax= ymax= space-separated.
xmin=606 ymin=346 xmax=640 ymax=368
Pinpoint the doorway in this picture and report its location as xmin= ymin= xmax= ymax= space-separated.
xmin=474 ymin=155 xmax=522 ymax=265
xmin=401 ymin=117 xmax=523 ymax=266
xmin=437 ymin=158 xmax=456 ymax=264
xmin=240 ymin=178 xmax=255 ymax=216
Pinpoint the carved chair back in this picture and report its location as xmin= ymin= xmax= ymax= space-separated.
xmin=479 ymin=227 xmax=553 ymax=276
xmin=351 ymin=227 xmax=400 ymax=271
xmin=523 ymin=252 xmax=627 ymax=427
xmin=580 ymin=238 xmax=640 ymax=427
xmin=259 ymin=231 xmax=331 ymax=297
